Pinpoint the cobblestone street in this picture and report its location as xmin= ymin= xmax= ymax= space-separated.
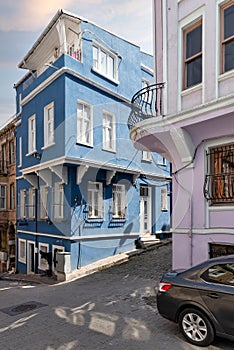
xmin=0 ymin=241 xmax=233 ymax=350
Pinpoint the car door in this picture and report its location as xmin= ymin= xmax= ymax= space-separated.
xmin=199 ymin=263 xmax=234 ymax=336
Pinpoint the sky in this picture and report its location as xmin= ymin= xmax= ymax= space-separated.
xmin=0 ymin=0 xmax=153 ymax=127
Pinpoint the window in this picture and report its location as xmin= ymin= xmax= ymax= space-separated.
xmin=1 ymin=143 xmax=7 ymax=173
xmin=0 ymin=185 xmax=6 ymax=210
xmin=18 ymin=239 xmax=26 ymax=263
xmin=77 ymin=101 xmax=93 ymax=146
xmin=53 ymin=182 xmax=64 ymax=219
xmin=140 ymin=186 xmax=149 ymax=197
xmin=44 ymin=102 xmax=54 ymax=147
xmin=18 ymin=137 xmax=22 ymax=168
xmin=183 ymin=19 xmax=202 ymax=89
xmin=220 ymin=1 xmax=234 ymax=73
xmin=204 ymin=143 xmax=234 ymax=204
xmin=157 ymin=155 xmax=167 ymax=166
xmin=201 ymin=263 xmax=234 ymax=286
xmin=28 ymin=115 xmax=36 ymax=154
xmin=19 ymin=189 xmax=26 ymax=218
xmin=92 ymin=43 xmax=118 ymax=81
xmin=9 ymin=140 xmax=15 ymax=164
xmin=10 ymin=183 xmax=15 ymax=210
xmin=142 ymin=151 xmax=152 ymax=162
xmin=161 ymin=188 xmax=168 ymax=211
xmin=39 ymin=243 xmax=49 ymax=270
xmin=40 ymin=186 xmax=49 ymax=219
xmin=88 ymin=182 xmax=103 ymax=218
xmin=103 ymin=111 xmax=116 ymax=152
xmin=28 ymin=188 xmax=36 ymax=219
xmin=112 ymin=184 xmax=125 ymax=218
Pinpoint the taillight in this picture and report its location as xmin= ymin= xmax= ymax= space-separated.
xmin=159 ymin=282 xmax=172 ymax=292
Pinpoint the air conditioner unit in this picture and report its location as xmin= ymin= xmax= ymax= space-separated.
xmin=0 ymin=251 xmax=7 ymax=261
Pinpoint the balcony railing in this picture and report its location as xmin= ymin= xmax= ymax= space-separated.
xmin=127 ymin=83 xmax=165 ymax=129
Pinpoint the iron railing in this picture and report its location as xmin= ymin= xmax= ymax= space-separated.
xmin=204 ymin=173 xmax=234 ymax=204
xmin=127 ymin=82 xmax=165 ymax=129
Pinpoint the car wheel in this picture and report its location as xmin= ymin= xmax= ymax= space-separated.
xmin=178 ymin=308 xmax=215 ymax=347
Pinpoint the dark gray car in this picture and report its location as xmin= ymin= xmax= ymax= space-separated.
xmin=157 ymin=255 xmax=234 ymax=347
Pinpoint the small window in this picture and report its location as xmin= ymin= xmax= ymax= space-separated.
xmin=28 ymin=188 xmax=36 ymax=219
xmin=140 ymin=186 xmax=149 ymax=197
xmin=28 ymin=115 xmax=36 ymax=154
xmin=18 ymin=137 xmax=22 ymax=168
xmin=142 ymin=151 xmax=152 ymax=162
xmin=44 ymin=102 xmax=54 ymax=147
xmin=92 ymin=43 xmax=118 ymax=81
xmin=77 ymin=101 xmax=93 ymax=146
xmin=19 ymin=189 xmax=26 ymax=219
xmin=88 ymin=182 xmax=103 ymax=218
xmin=0 ymin=184 xmax=7 ymax=210
xmin=1 ymin=144 xmax=7 ymax=174
xmin=220 ymin=1 xmax=234 ymax=74
xmin=157 ymin=155 xmax=167 ymax=166
xmin=201 ymin=263 xmax=234 ymax=286
xmin=40 ymin=186 xmax=49 ymax=219
xmin=9 ymin=140 xmax=15 ymax=164
xmin=18 ymin=238 xmax=26 ymax=263
xmin=204 ymin=143 xmax=234 ymax=204
xmin=183 ymin=19 xmax=202 ymax=89
xmin=10 ymin=183 xmax=15 ymax=210
xmin=39 ymin=243 xmax=49 ymax=271
xmin=112 ymin=184 xmax=125 ymax=218
xmin=53 ymin=182 xmax=64 ymax=219
xmin=161 ymin=188 xmax=168 ymax=211
xmin=103 ymin=111 xmax=116 ymax=152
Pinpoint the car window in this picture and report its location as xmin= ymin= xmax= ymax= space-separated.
xmin=201 ymin=263 xmax=234 ymax=286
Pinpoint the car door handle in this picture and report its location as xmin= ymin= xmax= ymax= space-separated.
xmin=207 ymin=293 xmax=220 ymax=299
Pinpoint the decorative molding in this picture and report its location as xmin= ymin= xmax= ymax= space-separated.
xmin=106 ymin=170 xmax=116 ymax=185
xmin=36 ymin=169 xmax=52 ymax=186
xmin=76 ymin=165 xmax=89 ymax=184
xmin=50 ymin=165 xmax=67 ymax=184
xmin=24 ymin=174 xmax=38 ymax=188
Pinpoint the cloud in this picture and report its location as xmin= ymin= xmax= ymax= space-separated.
xmin=0 ymin=0 xmax=74 ymax=31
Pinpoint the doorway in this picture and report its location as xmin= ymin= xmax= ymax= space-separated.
xmin=140 ymin=186 xmax=152 ymax=236
xmin=27 ymin=241 xmax=35 ymax=274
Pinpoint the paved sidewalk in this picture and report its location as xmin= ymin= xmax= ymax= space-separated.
xmin=0 ymin=238 xmax=172 ymax=285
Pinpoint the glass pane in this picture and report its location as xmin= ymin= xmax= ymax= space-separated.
xmin=108 ymin=56 xmax=114 ymax=78
xmin=186 ymin=24 xmax=202 ymax=58
xmin=225 ymin=40 xmax=234 ymax=72
xmin=93 ymin=46 xmax=98 ymax=69
xmin=187 ymin=56 xmax=202 ymax=87
xmin=101 ymin=50 xmax=107 ymax=74
xmin=224 ymin=4 xmax=234 ymax=39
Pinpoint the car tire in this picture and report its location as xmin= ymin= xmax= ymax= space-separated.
xmin=178 ymin=308 xmax=215 ymax=347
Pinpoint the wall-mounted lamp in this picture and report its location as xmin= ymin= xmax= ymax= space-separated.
xmin=33 ymin=152 xmax=41 ymax=160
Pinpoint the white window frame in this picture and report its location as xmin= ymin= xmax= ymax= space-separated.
xmin=157 ymin=155 xmax=167 ymax=166
xmin=88 ymin=181 xmax=103 ymax=219
xmin=28 ymin=188 xmax=36 ymax=219
xmin=112 ymin=184 xmax=126 ymax=218
xmin=43 ymin=102 xmax=54 ymax=148
xmin=77 ymin=100 xmax=93 ymax=147
xmin=38 ymin=243 xmax=49 ymax=271
xmin=28 ymin=114 xmax=36 ymax=154
xmin=18 ymin=137 xmax=22 ymax=168
xmin=53 ymin=182 xmax=64 ymax=220
xmin=19 ymin=189 xmax=26 ymax=219
xmin=18 ymin=238 xmax=26 ymax=263
xmin=0 ymin=184 xmax=6 ymax=210
xmin=161 ymin=187 xmax=168 ymax=211
xmin=40 ymin=186 xmax=49 ymax=219
xmin=1 ymin=143 xmax=7 ymax=173
xmin=103 ymin=111 xmax=116 ymax=152
xmin=92 ymin=41 xmax=118 ymax=82
xmin=142 ymin=151 xmax=152 ymax=162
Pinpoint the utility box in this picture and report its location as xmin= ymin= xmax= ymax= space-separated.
xmin=56 ymin=252 xmax=71 ymax=274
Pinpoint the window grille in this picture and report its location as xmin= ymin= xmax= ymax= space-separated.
xmin=204 ymin=144 xmax=234 ymax=204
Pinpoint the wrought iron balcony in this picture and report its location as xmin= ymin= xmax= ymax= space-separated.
xmin=127 ymin=83 xmax=165 ymax=129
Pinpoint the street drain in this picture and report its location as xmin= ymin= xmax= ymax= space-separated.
xmin=0 ymin=301 xmax=47 ymax=316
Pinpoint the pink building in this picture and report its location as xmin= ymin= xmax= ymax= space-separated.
xmin=128 ymin=0 xmax=234 ymax=269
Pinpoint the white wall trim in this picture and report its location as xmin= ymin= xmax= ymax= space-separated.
xmin=173 ymin=228 xmax=234 ymax=234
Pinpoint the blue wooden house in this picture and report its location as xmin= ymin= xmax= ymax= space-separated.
xmin=14 ymin=9 xmax=171 ymax=280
